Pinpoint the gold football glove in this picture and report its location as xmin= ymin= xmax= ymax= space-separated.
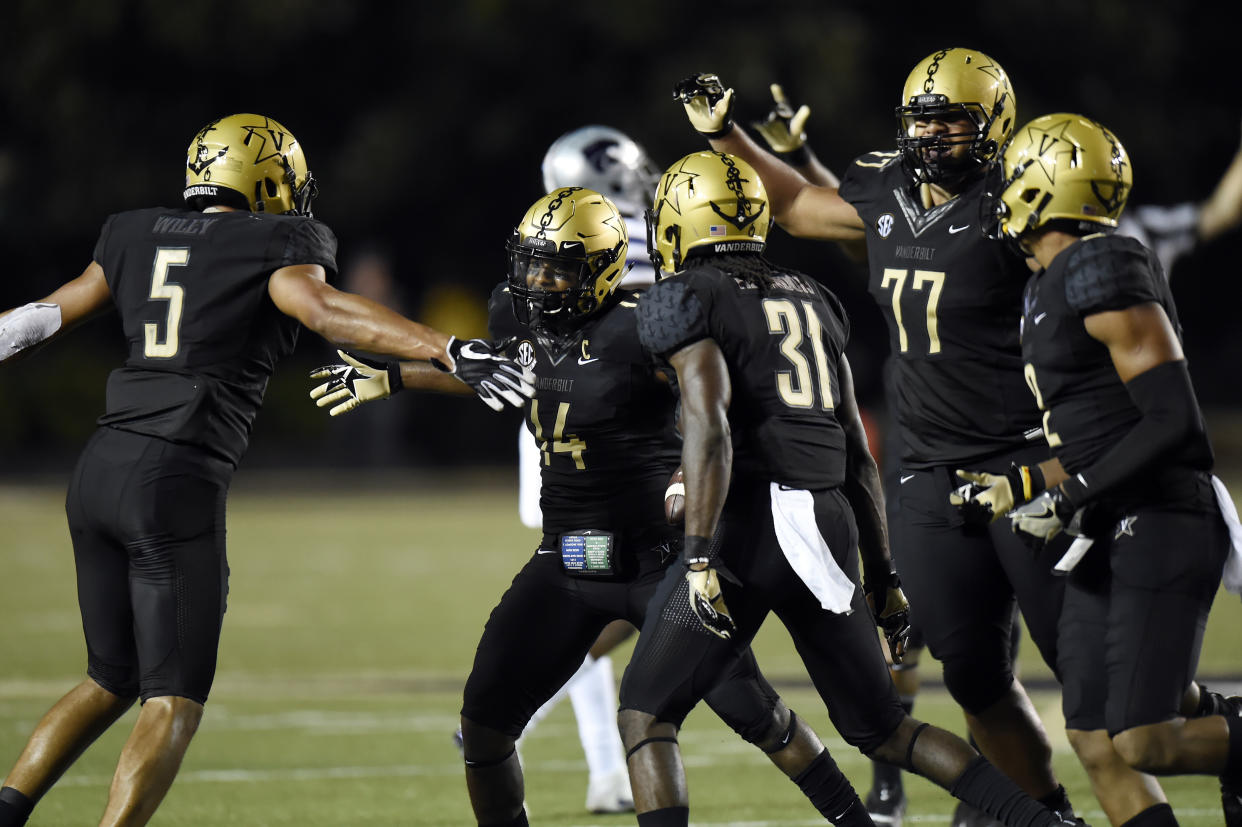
xmin=309 ymin=350 xmax=402 ymax=417
xmin=752 ymin=83 xmax=811 ymax=154
xmin=673 ymin=73 xmax=736 ymax=139
xmin=1009 ymin=488 xmax=1076 ymax=552
xmin=950 ymin=463 xmax=1044 ymax=525
xmin=865 ymin=571 xmax=912 ymax=664
xmin=686 ymin=566 xmax=735 ymax=640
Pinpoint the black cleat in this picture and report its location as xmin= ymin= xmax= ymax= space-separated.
xmin=864 ymin=782 xmax=905 ymax=827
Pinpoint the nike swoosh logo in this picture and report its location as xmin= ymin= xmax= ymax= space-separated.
xmin=900 ymin=474 xmax=915 ymax=484
xmin=577 ymin=356 xmax=599 ymax=365
xmin=1033 ymin=312 xmax=1047 ymax=324
xmin=536 ymin=548 xmax=558 ymax=555
xmin=948 ymin=224 xmax=970 ymax=234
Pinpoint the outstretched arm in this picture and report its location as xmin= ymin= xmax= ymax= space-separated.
xmin=268 ymin=265 xmax=452 ymax=363
xmin=1 ymin=261 xmax=113 ymax=363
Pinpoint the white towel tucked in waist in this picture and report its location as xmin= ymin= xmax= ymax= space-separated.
xmin=769 ymin=483 xmax=855 ymax=614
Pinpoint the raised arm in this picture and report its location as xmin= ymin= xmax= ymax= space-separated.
xmin=675 ymin=73 xmax=865 ymax=243
xmin=1197 ymin=115 xmax=1242 ymax=243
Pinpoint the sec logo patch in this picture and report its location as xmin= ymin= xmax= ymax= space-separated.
xmin=876 ymin=213 xmax=895 ymax=238
xmin=517 ymin=340 xmax=536 ymax=370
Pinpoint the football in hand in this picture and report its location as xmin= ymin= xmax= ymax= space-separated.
xmin=665 ymin=467 xmax=685 ymax=525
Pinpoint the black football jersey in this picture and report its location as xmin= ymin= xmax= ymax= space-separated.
xmin=1020 ymin=233 xmax=1212 ymax=476
xmin=92 ymin=207 xmax=338 ymax=466
xmin=839 ymin=153 xmax=1041 ymax=467
xmin=636 ymin=258 xmax=850 ymax=490
xmin=489 ymin=285 xmax=679 ymax=538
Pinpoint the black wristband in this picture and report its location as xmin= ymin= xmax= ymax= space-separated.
xmin=387 ymin=361 xmax=404 ymax=393
xmin=683 ymin=535 xmax=712 ymax=567
xmin=777 ymin=144 xmax=812 ymax=167
xmin=700 ymin=120 xmax=734 ymax=140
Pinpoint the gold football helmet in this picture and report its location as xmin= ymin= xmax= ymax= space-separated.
xmin=183 ymin=114 xmax=317 ymax=215
xmin=896 ymin=48 xmax=1016 ymax=185
xmin=646 ymin=151 xmax=768 ymax=276
xmin=506 ymin=187 xmax=629 ymax=329
xmin=995 ymin=113 xmax=1132 ymax=241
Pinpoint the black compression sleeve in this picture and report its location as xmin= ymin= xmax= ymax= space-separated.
xmin=1060 ymin=359 xmax=1205 ymax=504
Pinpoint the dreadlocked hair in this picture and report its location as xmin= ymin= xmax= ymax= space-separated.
xmin=707 ymin=252 xmax=813 ymax=291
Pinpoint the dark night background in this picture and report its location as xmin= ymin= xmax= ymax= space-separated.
xmin=2 ymin=0 xmax=1239 ymax=476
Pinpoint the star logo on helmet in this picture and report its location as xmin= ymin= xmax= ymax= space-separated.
xmin=238 ymin=116 xmax=292 ymax=165
xmin=658 ymin=157 xmax=703 ymax=216
xmin=1026 ymin=117 xmax=1076 ymax=185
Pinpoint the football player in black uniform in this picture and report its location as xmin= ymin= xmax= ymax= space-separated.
xmin=311 ymin=187 xmax=877 ymax=827
xmin=0 ymin=114 xmax=531 ymax=827
xmin=967 ymin=113 xmax=1242 ymax=827
xmin=671 ymin=52 xmax=1088 ymax=825
xmin=616 ymin=149 xmax=1077 ymax=827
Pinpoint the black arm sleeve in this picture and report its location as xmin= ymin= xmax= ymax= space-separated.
xmin=1060 ymin=359 xmax=1206 ymax=504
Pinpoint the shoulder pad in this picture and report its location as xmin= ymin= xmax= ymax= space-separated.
xmin=281 ymin=218 xmax=339 ymax=277
xmin=487 ymin=281 xmax=521 ymax=340
xmin=636 ymin=278 xmax=708 ymax=357
xmin=1063 ymin=234 xmax=1162 ymax=315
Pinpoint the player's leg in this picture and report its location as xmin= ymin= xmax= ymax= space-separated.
xmin=1057 ymin=538 xmax=1170 ymax=826
xmin=1095 ymin=503 xmax=1241 ymax=825
xmin=460 ymin=550 xmax=608 ymax=826
xmin=761 ymin=487 xmax=1066 ymax=827
xmin=0 ymin=432 xmax=140 ymax=826
xmin=572 ymin=619 xmax=636 ymax=813
xmin=893 ymin=464 xmax=1068 ymax=810
xmin=97 ymin=436 xmax=230 ymax=827
xmin=617 ymin=540 xmax=775 ymax=826
xmin=619 ymin=494 xmax=872 ymax=826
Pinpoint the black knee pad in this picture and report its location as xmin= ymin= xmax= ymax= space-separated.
xmin=940 ymin=656 xmax=1013 ymax=714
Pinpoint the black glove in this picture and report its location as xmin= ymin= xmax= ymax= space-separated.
xmin=865 ymin=569 xmax=911 ymax=664
xmin=949 ymin=463 xmax=1045 ymax=526
xmin=673 ymin=73 xmax=736 ymax=139
xmin=431 ymin=336 xmax=535 ymax=412
xmin=308 ymin=350 xmax=403 ymax=417
xmin=1009 ymin=487 xmax=1077 ymax=551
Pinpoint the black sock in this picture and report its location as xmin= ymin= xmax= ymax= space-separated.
xmin=0 ymin=788 xmax=33 ymax=827
xmin=949 ymin=755 xmax=1061 ymax=827
xmin=636 ymin=807 xmax=689 ymax=827
xmin=1119 ymin=803 xmax=1178 ymax=826
xmin=1224 ymin=712 xmax=1242 ymax=790
xmin=1037 ymin=783 xmax=1074 ymax=816
xmin=793 ymin=751 xmax=872 ymax=826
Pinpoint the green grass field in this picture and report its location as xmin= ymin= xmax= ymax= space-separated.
xmin=1 ymin=474 xmax=1238 ymax=825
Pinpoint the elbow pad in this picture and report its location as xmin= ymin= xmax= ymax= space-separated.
xmin=0 ymin=303 xmax=62 ymax=362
